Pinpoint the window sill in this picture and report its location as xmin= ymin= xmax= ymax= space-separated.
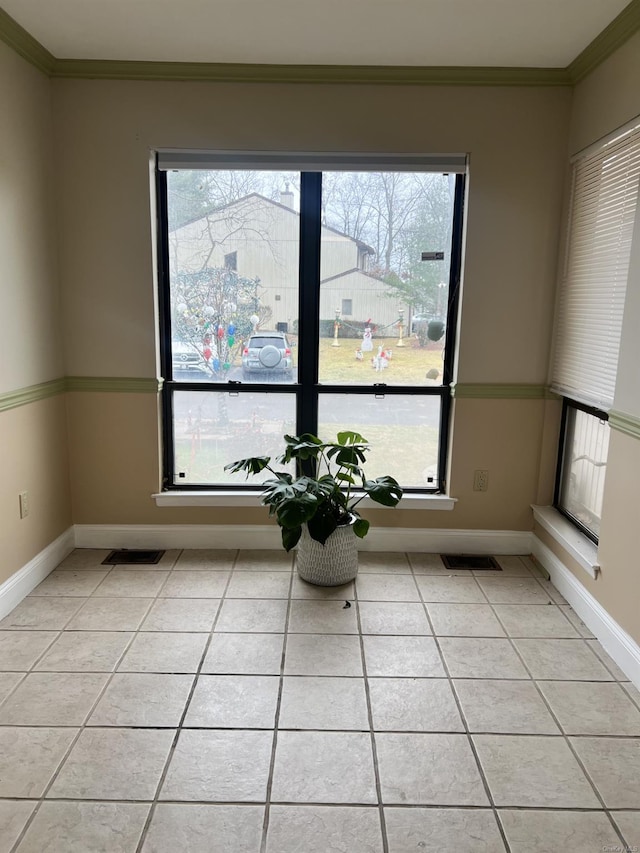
xmin=531 ymin=505 xmax=600 ymax=579
xmin=153 ymin=491 xmax=457 ymax=510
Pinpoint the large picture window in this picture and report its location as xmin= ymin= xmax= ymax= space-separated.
xmin=156 ymin=153 xmax=466 ymax=492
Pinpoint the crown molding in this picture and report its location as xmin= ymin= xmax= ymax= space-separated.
xmin=0 ymin=7 xmax=567 ymax=87
xmin=0 ymin=6 xmax=55 ymax=74
xmin=49 ymin=59 xmax=571 ymax=86
xmin=2 ymin=2 xmax=639 ymax=86
xmin=568 ymin=0 xmax=640 ymax=83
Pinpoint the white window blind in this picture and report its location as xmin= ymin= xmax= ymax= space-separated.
xmin=157 ymin=150 xmax=467 ymax=173
xmin=551 ymin=119 xmax=640 ymax=411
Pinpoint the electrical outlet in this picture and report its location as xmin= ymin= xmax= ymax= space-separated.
xmin=19 ymin=491 xmax=29 ymax=519
xmin=473 ymin=469 xmax=489 ymax=492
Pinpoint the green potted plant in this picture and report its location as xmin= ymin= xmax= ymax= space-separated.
xmin=225 ymin=431 xmax=403 ymax=585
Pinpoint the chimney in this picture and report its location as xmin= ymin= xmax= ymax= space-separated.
xmin=280 ymin=182 xmax=295 ymax=209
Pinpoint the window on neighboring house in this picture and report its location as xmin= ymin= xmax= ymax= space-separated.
xmin=358 ymin=247 xmax=371 ymax=271
xmin=224 ymin=251 xmax=237 ymax=271
xmin=551 ymin=118 xmax=640 ymax=541
xmin=156 ymin=152 xmax=466 ymax=492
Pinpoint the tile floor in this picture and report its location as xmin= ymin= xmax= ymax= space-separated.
xmin=0 ymin=549 xmax=638 ymax=851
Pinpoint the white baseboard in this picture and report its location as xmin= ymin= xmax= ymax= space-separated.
xmin=532 ymin=535 xmax=640 ymax=689
xmin=73 ymin=524 xmax=284 ymax=550
xmin=363 ymin=528 xmax=532 ymax=554
xmin=0 ymin=528 xmax=75 ymax=620
xmin=73 ymin=524 xmax=533 ymax=554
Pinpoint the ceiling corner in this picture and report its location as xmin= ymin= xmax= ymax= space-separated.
xmin=568 ymin=0 xmax=640 ymax=83
xmin=0 ymin=5 xmax=55 ymax=74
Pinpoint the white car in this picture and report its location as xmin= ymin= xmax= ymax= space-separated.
xmin=172 ymin=341 xmax=204 ymax=370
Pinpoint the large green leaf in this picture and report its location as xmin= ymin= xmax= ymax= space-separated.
xmin=276 ymin=495 xmax=319 ymax=529
xmin=353 ymin=517 xmax=370 ymax=538
xmin=224 ymin=456 xmax=271 ymax=476
xmin=326 ymin=444 xmax=367 ymax=465
xmin=363 ymin=476 xmax=403 ymax=506
xmin=337 ymin=430 xmax=367 ymax=445
xmin=306 ymin=504 xmax=339 ymax=545
xmin=282 ymin=525 xmax=302 ymax=552
xmin=278 ymin=434 xmax=323 ymax=465
xmin=259 ymin=475 xmax=298 ymax=505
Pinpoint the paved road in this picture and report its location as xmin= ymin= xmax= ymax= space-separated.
xmin=169 ymin=368 xmax=441 ymax=430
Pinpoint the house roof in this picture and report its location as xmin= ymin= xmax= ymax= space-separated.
xmin=174 ymin=191 xmax=377 ymax=256
xmin=321 ymin=267 xmax=387 ymax=286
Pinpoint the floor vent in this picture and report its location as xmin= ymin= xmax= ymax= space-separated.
xmin=102 ymin=549 xmax=165 ymax=565
xmin=441 ymin=554 xmax=500 ymax=570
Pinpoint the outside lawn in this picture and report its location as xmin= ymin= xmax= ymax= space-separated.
xmin=176 ymin=422 xmax=438 ymax=487
xmin=173 ymin=333 xmax=445 ymax=486
xmin=316 ymin=334 xmax=445 ymax=385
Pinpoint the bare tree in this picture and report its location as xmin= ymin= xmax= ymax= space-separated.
xmin=323 ymin=172 xmax=449 ymax=277
xmin=167 ymin=170 xmax=287 ymax=377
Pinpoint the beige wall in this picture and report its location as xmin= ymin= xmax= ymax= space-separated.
xmin=0 ymin=43 xmax=71 ymax=583
xmin=0 ymin=43 xmax=62 ymax=390
xmin=0 ymin=397 xmax=72 ymax=585
xmin=51 ymin=79 xmax=571 ymax=529
xmin=52 ymin=81 xmax=570 ymax=385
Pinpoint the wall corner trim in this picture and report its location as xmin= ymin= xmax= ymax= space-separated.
xmin=0 ymin=6 xmax=55 ymax=74
xmin=0 ymin=379 xmax=66 ymax=413
xmin=609 ymin=409 xmax=640 ymax=440
xmin=0 ymin=528 xmax=74 ymax=621
xmin=568 ymin=0 xmax=640 ymax=83
xmin=532 ymin=534 xmax=640 ymax=688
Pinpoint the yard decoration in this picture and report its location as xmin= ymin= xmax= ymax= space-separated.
xmin=427 ymin=319 xmax=445 ymax=341
xmin=225 ymin=432 xmax=403 ymax=585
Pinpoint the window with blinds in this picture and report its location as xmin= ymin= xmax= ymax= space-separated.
xmin=551 ymin=119 xmax=640 ymax=411
xmin=552 ymin=117 xmax=640 ymax=541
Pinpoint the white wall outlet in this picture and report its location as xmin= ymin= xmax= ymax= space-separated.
xmin=19 ymin=491 xmax=29 ymax=519
xmin=473 ymin=469 xmax=489 ymax=492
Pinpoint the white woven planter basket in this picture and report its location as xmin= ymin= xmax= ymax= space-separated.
xmin=296 ymin=522 xmax=359 ymax=586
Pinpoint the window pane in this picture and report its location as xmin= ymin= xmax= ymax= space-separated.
xmin=172 ymin=391 xmax=296 ymax=485
xmin=559 ymin=406 xmax=609 ymax=539
xmin=167 ymin=169 xmax=300 ymax=384
xmin=318 ymin=172 xmax=454 ymax=386
xmin=318 ymin=394 xmax=441 ymax=487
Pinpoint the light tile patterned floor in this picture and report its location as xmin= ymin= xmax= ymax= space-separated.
xmin=0 ymin=549 xmax=638 ymax=852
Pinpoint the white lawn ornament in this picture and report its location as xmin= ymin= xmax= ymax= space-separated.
xmin=372 ymin=346 xmax=389 ymax=371
xmin=355 ymin=349 xmax=363 ymax=360
xmin=362 ymin=326 xmax=373 ymax=352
